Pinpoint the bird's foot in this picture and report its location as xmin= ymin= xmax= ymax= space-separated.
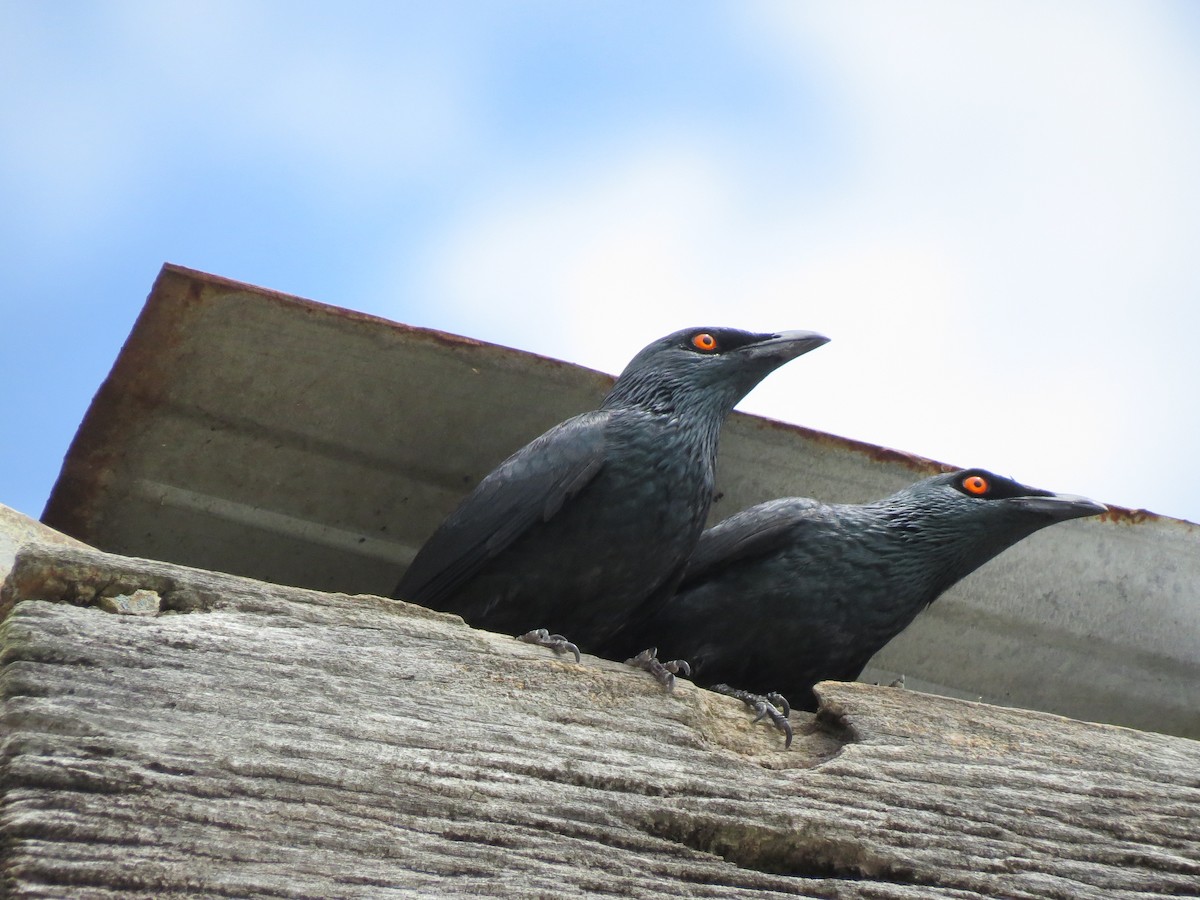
xmin=516 ymin=628 xmax=581 ymax=664
xmin=625 ymin=647 xmax=692 ymax=693
xmin=711 ymin=683 xmax=793 ymax=749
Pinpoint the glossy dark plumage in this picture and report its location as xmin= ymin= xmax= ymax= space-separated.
xmin=610 ymin=468 xmax=1105 ymax=710
xmin=393 ymin=327 xmax=829 ymax=648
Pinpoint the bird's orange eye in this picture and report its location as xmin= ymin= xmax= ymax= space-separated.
xmin=963 ymin=475 xmax=989 ymax=495
xmin=692 ymin=332 xmax=718 ymax=352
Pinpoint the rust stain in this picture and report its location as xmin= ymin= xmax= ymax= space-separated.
xmin=42 ymin=265 xmax=206 ymax=540
xmin=1097 ymin=505 xmax=1160 ymax=526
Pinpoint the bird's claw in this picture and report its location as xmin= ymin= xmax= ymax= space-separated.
xmin=517 ymin=628 xmax=581 ymax=664
xmin=625 ymin=647 xmax=691 ymax=692
xmin=766 ymin=691 xmax=791 ymax=717
xmin=712 ymin=683 xmax=794 ymax=750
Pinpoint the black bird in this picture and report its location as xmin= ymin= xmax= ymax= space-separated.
xmin=393 ymin=327 xmax=830 ymax=655
xmin=614 ymin=468 xmax=1105 ymax=727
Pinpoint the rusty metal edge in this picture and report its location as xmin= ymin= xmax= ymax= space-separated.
xmin=41 ymin=264 xmax=1190 ymax=542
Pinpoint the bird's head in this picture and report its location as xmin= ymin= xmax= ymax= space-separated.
xmin=883 ymin=467 xmax=1106 ymax=591
xmin=918 ymin=468 xmax=1106 ymax=523
xmin=602 ymin=327 xmax=829 ymax=418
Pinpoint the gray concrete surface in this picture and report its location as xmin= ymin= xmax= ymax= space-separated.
xmin=41 ymin=263 xmax=1200 ymax=738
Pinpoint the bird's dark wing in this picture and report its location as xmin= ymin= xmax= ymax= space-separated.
xmin=680 ymin=497 xmax=824 ymax=587
xmin=396 ymin=411 xmax=609 ymax=606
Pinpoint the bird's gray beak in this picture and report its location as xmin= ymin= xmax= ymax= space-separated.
xmin=1011 ymin=493 xmax=1107 ymax=521
xmin=743 ymin=330 xmax=830 ymax=362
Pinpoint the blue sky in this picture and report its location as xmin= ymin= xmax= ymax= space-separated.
xmin=3 ymin=1 xmax=1200 ymax=523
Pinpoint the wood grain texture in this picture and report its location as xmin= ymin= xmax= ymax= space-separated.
xmin=1 ymin=544 xmax=1197 ymax=899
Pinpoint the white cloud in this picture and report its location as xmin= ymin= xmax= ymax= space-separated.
xmin=0 ymin=6 xmax=145 ymax=247
xmin=411 ymin=137 xmax=974 ymax=453
xmin=5 ymin=1 xmax=1195 ymax=518
xmin=415 ymin=141 xmax=749 ymax=364
xmin=1 ymin=85 xmax=137 ymax=247
xmin=0 ymin=2 xmax=480 ymax=249
xmin=411 ymin=2 xmax=1200 ymax=518
xmin=113 ymin=3 xmax=479 ymax=191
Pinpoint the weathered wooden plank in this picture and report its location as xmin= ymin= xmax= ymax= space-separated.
xmin=1 ymin=544 xmax=1198 ymax=899
xmin=0 ymin=503 xmax=89 ymax=587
